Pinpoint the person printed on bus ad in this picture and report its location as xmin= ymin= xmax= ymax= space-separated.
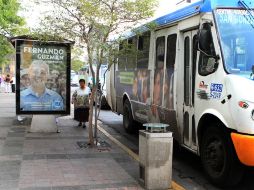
xmin=137 ymin=70 xmax=142 ymax=101
xmin=132 ymin=75 xmax=139 ymax=101
xmin=153 ymin=40 xmax=165 ymax=105
xmin=141 ymin=70 xmax=150 ymax=103
xmin=149 ymin=104 xmax=160 ymax=123
xmin=153 ymin=69 xmax=163 ymax=106
xmin=149 ymin=69 xmax=164 ymax=123
xmin=72 ymin=79 xmax=91 ymax=128
xmin=164 ymin=69 xmax=174 ymax=109
xmin=20 ymin=60 xmax=63 ymax=111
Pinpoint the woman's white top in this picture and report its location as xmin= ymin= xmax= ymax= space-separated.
xmin=72 ymin=87 xmax=91 ymax=108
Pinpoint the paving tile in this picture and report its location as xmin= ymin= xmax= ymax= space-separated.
xmin=0 ymin=118 xmax=13 ymax=126
xmin=22 ymin=154 xmax=36 ymax=160
xmin=66 ymin=154 xmax=87 ymax=159
xmin=35 ymin=179 xmax=51 ymax=187
xmin=12 ymin=118 xmax=32 ymax=126
xmin=0 ymin=145 xmax=23 ymax=155
xmin=0 ymin=160 xmax=21 ymax=171
xmin=20 ymin=187 xmax=52 ymax=190
xmin=9 ymin=127 xmax=26 ymax=132
xmin=46 ymin=154 xmax=67 ymax=159
xmin=0 ymin=180 xmax=19 ymax=189
xmin=7 ymin=132 xmax=25 ymax=137
xmin=0 ymin=172 xmax=20 ymax=180
xmin=0 ymin=155 xmax=22 ymax=161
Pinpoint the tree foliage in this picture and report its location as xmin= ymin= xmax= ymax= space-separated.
xmin=0 ymin=0 xmax=26 ymax=66
xmin=72 ymin=59 xmax=84 ymax=72
xmin=37 ymin=0 xmax=157 ymax=145
xmin=71 ymin=47 xmax=86 ymax=72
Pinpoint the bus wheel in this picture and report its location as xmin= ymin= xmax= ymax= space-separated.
xmin=123 ymin=100 xmax=135 ymax=133
xmin=200 ymin=124 xmax=244 ymax=187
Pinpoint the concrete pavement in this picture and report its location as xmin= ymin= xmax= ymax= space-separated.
xmin=0 ymin=93 xmax=143 ymax=190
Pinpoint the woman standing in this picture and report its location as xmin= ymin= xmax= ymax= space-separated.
xmin=72 ymin=79 xmax=91 ymax=128
xmin=4 ymin=74 xmax=11 ymax=93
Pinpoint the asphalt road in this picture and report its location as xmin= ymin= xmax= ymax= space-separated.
xmin=98 ymin=109 xmax=254 ymax=190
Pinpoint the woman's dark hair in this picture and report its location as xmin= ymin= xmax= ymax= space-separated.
xmin=79 ymin=79 xmax=86 ymax=83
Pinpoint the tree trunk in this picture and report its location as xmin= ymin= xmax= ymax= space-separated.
xmin=88 ymin=86 xmax=95 ymax=146
xmin=93 ymin=69 xmax=100 ymax=144
xmin=87 ymin=46 xmax=95 ymax=146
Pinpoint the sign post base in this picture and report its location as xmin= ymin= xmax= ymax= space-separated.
xmin=30 ymin=115 xmax=58 ymax=133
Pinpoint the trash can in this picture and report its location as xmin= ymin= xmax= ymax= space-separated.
xmin=139 ymin=123 xmax=173 ymax=190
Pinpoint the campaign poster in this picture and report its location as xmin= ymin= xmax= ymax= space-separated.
xmin=15 ymin=40 xmax=71 ymax=114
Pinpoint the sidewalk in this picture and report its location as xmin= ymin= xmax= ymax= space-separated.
xmin=0 ymin=93 xmax=142 ymax=190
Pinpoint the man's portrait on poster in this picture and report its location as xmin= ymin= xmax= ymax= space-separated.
xmin=20 ymin=60 xmax=64 ymax=111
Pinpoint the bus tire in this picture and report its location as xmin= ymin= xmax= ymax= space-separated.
xmin=200 ymin=124 xmax=244 ymax=187
xmin=101 ymin=95 xmax=111 ymax=110
xmin=123 ymin=100 xmax=135 ymax=133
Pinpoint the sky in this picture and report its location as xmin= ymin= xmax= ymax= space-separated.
xmin=18 ymin=0 xmax=199 ymax=61
xmin=19 ymin=0 xmax=199 ymax=29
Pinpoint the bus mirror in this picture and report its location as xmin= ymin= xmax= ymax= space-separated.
xmin=198 ymin=29 xmax=211 ymax=53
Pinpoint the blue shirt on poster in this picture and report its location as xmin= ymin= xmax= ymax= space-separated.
xmin=20 ymin=87 xmax=64 ymax=111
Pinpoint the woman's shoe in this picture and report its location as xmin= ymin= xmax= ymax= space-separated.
xmin=83 ymin=124 xmax=86 ymax=128
xmin=78 ymin=122 xmax=82 ymax=127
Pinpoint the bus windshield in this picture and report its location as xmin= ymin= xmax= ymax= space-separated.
xmin=214 ymin=8 xmax=254 ymax=77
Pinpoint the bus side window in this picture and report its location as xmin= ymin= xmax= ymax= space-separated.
xmin=164 ymin=34 xmax=177 ymax=109
xmin=198 ymin=23 xmax=217 ymax=76
xmin=153 ymin=36 xmax=165 ymax=106
xmin=118 ymin=40 xmax=127 ymax=70
xmin=126 ymin=37 xmax=137 ymax=69
xmin=137 ymin=32 xmax=150 ymax=69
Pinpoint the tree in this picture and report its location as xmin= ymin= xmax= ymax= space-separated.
xmin=36 ymin=0 xmax=158 ymax=146
xmin=71 ymin=47 xmax=86 ymax=72
xmin=72 ymin=59 xmax=84 ymax=72
xmin=0 ymin=0 xmax=26 ymax=66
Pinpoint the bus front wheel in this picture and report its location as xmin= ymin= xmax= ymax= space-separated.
xmin=123 ymin=100 xmax=135 ymax=133
xmin=200 ymin=124 xmax=244 ymax=187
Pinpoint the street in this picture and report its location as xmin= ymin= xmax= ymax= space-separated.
xmin=98 ymin=110 xmax=254 ymax=190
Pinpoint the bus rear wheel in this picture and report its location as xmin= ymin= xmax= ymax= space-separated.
xmin=123 ymin=100 xmax=135 ymax=133
xmin=200 ymin=124 xmax=244 ymax=187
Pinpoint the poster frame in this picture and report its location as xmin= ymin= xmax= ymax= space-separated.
xmin=15 ymin=39 xmax=71 ymax=115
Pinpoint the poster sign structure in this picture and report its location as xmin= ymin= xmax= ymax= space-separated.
xmin=13 ymin=38 xmax=72 ymax=115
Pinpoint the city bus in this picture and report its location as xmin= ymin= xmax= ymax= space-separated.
xmin=106 ymin=0 xmax=254 ymax=186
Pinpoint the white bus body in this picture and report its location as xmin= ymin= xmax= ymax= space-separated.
xmin=106 ymin=0 xmax=254 ymax=186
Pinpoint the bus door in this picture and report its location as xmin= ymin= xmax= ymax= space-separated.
xmin=183 ymin=30 xmax=198 ymax=150
xmin=151 ymin=30 xmax=166 ymax=123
